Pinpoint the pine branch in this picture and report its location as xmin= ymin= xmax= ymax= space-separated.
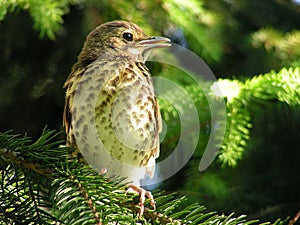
xmin=0 ymin=129 xmax=61 ymax=224
xmin=252 ymin=28 xmax=300 ymax=67
xmin=0 ymin=0 xmax=81 ymax=39
xmin=0 ymin=129 xmax=287 ymax=224
xmin=210 ymin=67 xmax=300 ymax=167
xmin=288 ymin=210 xmax=300 ymax=225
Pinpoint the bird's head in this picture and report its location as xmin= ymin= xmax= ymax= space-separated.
xmin=78 ymin=20 xmax=171 ymax=64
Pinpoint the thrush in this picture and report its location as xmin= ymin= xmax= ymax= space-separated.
xmin=63 ymin=20 xmax=171 ymax=216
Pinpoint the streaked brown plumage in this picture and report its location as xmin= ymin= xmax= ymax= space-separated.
xmin=63 ymin=20 xmax=170 ymax=216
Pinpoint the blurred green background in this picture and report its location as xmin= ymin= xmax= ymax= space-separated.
xmin=1 ymin=0 xmax=299 ymax=222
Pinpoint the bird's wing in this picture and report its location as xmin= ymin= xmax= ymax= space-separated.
xmin=63 ymin=64 xmax=86 ymax=147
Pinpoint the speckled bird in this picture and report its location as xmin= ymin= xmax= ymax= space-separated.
xmin=63 ymin=20 xmax=171 ymax=215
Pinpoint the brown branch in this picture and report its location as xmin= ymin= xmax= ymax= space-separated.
xmin=0 ymin=149 xmax=54 ymax=178
xmin=69 ymin=175 xmax=102 ymax=225
xmin=121 ymin=201 xmax=183 ymax=224
xmin=288 ymin=210 xmax=300 ymax=225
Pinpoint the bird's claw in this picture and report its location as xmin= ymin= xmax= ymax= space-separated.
xmin=126 ymin=184 xmax=155 ymax=217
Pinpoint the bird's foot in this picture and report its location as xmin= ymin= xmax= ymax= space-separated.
xmin=99 ymin=168 xmax=107 ymax=175
xmin=126 ymin=184 xmax=155 ymax=217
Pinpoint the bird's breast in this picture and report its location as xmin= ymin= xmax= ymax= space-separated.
xmin=71 ymin=60 xmax=159 ymax=165
xmin=94 ymin=62 xmax=159 ymax=163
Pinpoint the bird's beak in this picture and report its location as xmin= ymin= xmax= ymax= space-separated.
xmin=137 ymin=36 xmax=171 ymax=49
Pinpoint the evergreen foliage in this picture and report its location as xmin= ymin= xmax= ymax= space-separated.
xmin=252 ymin=28 xmax=300 ymax=67
xmin=1 ymin=129 xmax=286 ymax=224
xmin=216 ymin=67 xmax=300 ymax=167
xmin=158 ymin=67 xmax=300 ymax=167
xmin=0 ymin=0 xmax=81 ymax=39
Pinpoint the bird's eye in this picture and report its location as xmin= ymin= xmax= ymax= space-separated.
xmin=122 ymin=32 xmax=133 ymax=41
